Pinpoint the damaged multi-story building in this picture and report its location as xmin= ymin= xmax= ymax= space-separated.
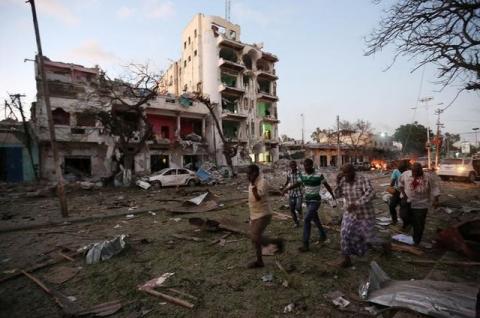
xmin=32 ymin=57 xmax=213 ymax=181
xmin=159 ymin=14 xmax=280 ymax=165
xmin=32 ymin=14 xmax=279 ymax=181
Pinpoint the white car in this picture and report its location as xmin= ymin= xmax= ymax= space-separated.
xmin=145 ymin=168 xmax=199 ymax=187
xmin=436 ymin=158 xmax=479 ymax=182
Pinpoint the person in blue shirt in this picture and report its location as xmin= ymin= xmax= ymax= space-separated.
xmin=389 ymin=160 xmax=409 ymax=224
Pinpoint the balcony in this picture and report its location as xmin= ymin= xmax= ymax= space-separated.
xmin=217 ymin=34 xmax=245 ymax=50
xmin=257 ymin=92 xmax=278 ymax=102
xmin=219 ymin=58 xmax=245 ymax=72
xmin=147 ymin=96 xmax=209 ymax=116
xmin=219 ymin=72 xmax=245 ymax=96
xmin=262 ymin=115 xmax=280 ymax=123
xmin=255 ymin=70 xmax=278 ymax=81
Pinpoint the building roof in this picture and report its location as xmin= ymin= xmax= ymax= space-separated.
xmin=43 ymin=57 xmax=99 ymax=74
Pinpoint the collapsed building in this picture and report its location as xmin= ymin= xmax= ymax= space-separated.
xmin=159 ymin=14 xmax=280 ymax=165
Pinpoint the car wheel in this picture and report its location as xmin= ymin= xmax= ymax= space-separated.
xmin=468 ymin=172 xmax=476 ymax=183
xmin=152 ymin=180 xmax=162 ymax=187
xmin=440 ymin=176 xmax=449 ymax=181
xmin=187 ymin=179 xmax=196 ymax=187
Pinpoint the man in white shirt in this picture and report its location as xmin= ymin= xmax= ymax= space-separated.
xmin=399 ymin=163 xmax=440 ymax=245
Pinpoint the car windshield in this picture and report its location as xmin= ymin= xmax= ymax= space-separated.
xmin=441 ymin=159 xmax=463 ymax=165
xmin=158 ymin=168 xmax=170 ymax=175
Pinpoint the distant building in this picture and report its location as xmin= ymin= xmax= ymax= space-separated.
xmin=159 ymin=14 xmax=280 ymax=164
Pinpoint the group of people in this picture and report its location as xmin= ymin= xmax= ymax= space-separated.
xmin=246 ymin=158 xmax=440 ymax=269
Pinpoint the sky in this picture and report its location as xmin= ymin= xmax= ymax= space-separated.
xmin=1 ymin=0 xmax=479 ymax=143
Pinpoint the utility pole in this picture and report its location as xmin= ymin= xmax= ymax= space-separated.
xmin=473 ymin=128 xmax=479 ymax=147
xmin=419 ymin=97 xmax=433 ymax=170
xmin=336 ymin=115 xmax=341 ymax=168
xmin=27 ymin=0 xmax=68 ymax=217
xmin=434 ymin=108 xmax=444 ymax=169
xmin=8 ymin=94 xmax=38 ymax=180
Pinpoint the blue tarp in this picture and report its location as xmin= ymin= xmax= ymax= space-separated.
xmin=196 ymin=168 xmax=212 ymax=182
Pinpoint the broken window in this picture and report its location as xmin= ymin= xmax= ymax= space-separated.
xmin=76 ymin=113 xmax=96 ymax=127
xmin=258 ymin=79 xmax=271 ymax=94
xmin=243 ymin=75 xmax=250 ymax=88
xmin=184 ymin=41 xmax=187 ymax=49
xmin=151 ymin=154 xmax=169 ymax=172
xmin=194 ymin=50 xmax=197 ymax=56
xmin=221 ymin=72 xmax=237 ymax=87
xmin=71 ymin=128 xmax=86 ymax=135
xmin=64 ymin=157 xmax=91 ymax=177
xmin=212 ymin=24 xmax=226 ymax=37
xmin=194 ymin=29 xmax=197 ymax=38
xmin=262 ymin=122 xmax=273 ymax=140
xmin=256 ymin=59 xmax=270 ymax=72
xmin=242 ymin=55 xmax=252 ymax=70
xmin=222 ymin=121 xmax=239 ymax=139
xmin=183 ymin=155 xmax=200 ymax=171
xmin=222 ymin=96 xmax=239 ymax=113
xmin=188 ymin=56 xmax=191 ymax=62
xmin=188 ymin=36 xmax=191 ymax=44
xmin=219 ymin=47 xmax=237 ymax=62
xmin=184 ymin=60 xmax=187 ymax=67
xmin=257 ymin=102 xmax=272 ymax=117
xmin=161 ymin=126 xmax=170 ymax=139
xmin=52 ymin=108 xmax=70 ymax=125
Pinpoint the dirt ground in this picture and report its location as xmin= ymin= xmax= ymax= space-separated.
xmin=0 ymin=170 xmax=479 ymax=318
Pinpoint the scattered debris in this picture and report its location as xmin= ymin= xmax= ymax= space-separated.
xmin=283 ymin=303 xmax=295 ymax=313
xmin=138 ymin=273 xmax=194 ymax=309
xmin=169 ymin=217 xmax=181 ymax=222
xmin=324 ymin=290 xmax=350 ymax=309
xmin=113 ymin=224 xmax=121 ymax=229
xmin=169 ymin=200 xmax=218 ymax=214
xmin=392 ymin=233 xmax=414 ymax=245
xmin=261 ymin=243 xmax=280 ymax=256
xmin=125 ymin=214 xmax=135 ymax=219
xmin=21 ymin=271 xmax=81 ymax=315
xmin=171 ymin=234 xmax=204 ymax=242
xmin=391 ymin=243 xmax=424 ymax=256
xmin=82 ymin=235 xmax=127 ymax=265
xmin=261 ymin=273 xmax=273 ymax=283
xmin=360 ymin=261 xmax=478 ymax=318
xmin=138 ymin=272 xmax=175 ymax=290
xmin=45 ymin=266 xmax=80 ymax=285
xmin=148 ymin=211 xmax=156 ymax=216
xmin=75 ymin=300 xmax=123 ymax=317
xmin=66 ymin=296 xmax=77 ymax=302
xmin=185 ymin=192 xmax=210 ymax=206
xmin=436 ymin=207 xmax=454 ymax=214
xmin=136 ymin=180 xmax=151 ymax=190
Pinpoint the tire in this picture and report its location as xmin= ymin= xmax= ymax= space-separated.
xmin=152 ymin=180 xmax=162 ymax=187
xmin=187 ymin=179 xmax=196 ymax=187
xmin=468 ymin=172 xmax=476 ymax=183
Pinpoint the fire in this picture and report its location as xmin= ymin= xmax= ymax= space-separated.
xmin=371 ymin=159 xmax=387 ymax=170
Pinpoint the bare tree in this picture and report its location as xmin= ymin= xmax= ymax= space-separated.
xmin=4 ymin=94 xmax=38 ymax=180
xmin=339 ymin=119 xmax=373 ymax=161
xmin=366 ymin=0 xmax=480 ymax=91
xmin=191 ymin=94 xmax=239 ymax=177
xmin=310 ymin=128 xmax=335 ymax=143
xmin=86 ymin=64 xmax=159 ymax=185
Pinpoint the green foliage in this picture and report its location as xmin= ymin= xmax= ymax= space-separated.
xmin=393 ymin=122 xmax=433 ymax=154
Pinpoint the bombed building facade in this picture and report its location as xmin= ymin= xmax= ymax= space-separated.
xmin=159 ymin=14 xmax=280 ymax=165
xmin=32 ymin=58 xmax=214 ymax=181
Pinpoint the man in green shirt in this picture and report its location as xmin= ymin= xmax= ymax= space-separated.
xmin=283 ymin=158 xmax=336 ymax=252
